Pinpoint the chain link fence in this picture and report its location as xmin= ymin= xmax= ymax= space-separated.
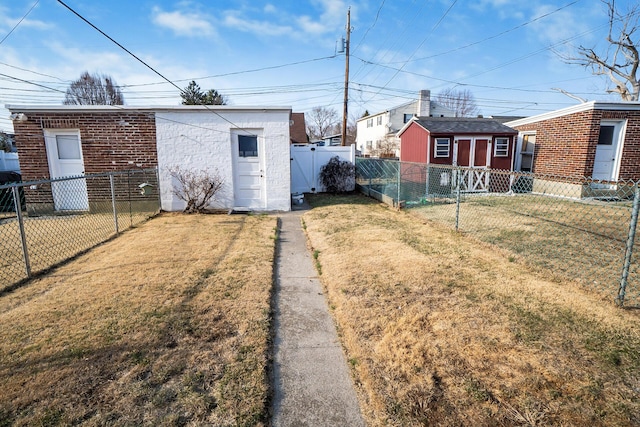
xmin=356 ymin=158 xmax=640 ymax=308
xmin=0 ymin=169 xmax=160 ymax=291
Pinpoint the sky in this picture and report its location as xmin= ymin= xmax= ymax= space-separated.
xmin=0 ymin=0 xmax=636 ymax=133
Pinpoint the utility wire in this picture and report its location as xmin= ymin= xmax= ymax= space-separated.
xmin=0 ymin=0 xmax=40 ymax=46
xmin=56 ymin=0 xmax=260 ymax=138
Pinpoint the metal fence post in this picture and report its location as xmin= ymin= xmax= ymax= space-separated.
xmin=618 ymin=183 xmax=640 ymax=306
xmin=397 ymin=161 xmax=401 ymax=208
xmin=13 ymin=185 xmax=31 ymax=278
xmin=110 ymin=174 xmax=119 ymax=234
xmin=455 ymin=167 xmax=461 ymax=232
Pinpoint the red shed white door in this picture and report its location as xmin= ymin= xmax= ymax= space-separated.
xmin=454 ymin=138 xmax=490 ymax=192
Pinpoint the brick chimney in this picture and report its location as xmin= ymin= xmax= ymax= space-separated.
xmin=416 ymin=90 xmax=431 ymax=117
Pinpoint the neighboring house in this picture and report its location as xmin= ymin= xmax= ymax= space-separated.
xmin=289 ymin=112 xmax=309 ymax=144
xmin=8 ymin=105 xmax=292 ymax=212
xmin=505 ymin=101 xmax=640 ymax=197
xmin=397 ymin=117 xmax=517 ymax=193
xmin=356 ymin=90 xmax=455 ymax=157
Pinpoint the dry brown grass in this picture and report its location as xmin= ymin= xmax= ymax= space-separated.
xmin=411 ymin=194 xmax=639 ymax=304
xmin=1 ymin=207 xmax=155 ymax=289
xmin=304 ymin=193 xmax=640 ymax=427
xmin=0 ymin=212 xmax=276 ymax=426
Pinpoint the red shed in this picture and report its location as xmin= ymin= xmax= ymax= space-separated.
xmin=398 ymin=117 xmax=517 ymax=192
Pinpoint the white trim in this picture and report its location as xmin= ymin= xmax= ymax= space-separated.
xmin=505 ymin=101 xmax=640 ymax=127
xmin=494 ymin=137 xmax=509 ymax=157
xmin=434 ymin=138 xmax=450 ymax=158
xmin=594 ymin=119 xmax=627 ymax=181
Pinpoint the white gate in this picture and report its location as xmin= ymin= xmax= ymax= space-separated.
xmin=290 ymin=144 xmax=356 ymax=193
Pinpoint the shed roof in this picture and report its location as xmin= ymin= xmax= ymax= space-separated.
xmin=408 ymin=117 xmax=517 ymax=135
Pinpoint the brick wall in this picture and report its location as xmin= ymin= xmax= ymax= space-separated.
xmin=512 ymin=108 xmax=640 ymax=180
xmin=12 ymin=111 xmax=157 ymax=209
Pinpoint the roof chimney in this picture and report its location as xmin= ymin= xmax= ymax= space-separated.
xmin=417 ymin=89 xmax=430 ymax=117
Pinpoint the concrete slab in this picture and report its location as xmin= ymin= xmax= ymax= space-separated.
xmin=271 ymin=202 xmax=366 ymax=427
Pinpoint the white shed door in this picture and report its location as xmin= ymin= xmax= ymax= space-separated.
xmin=593 ymin=122 xmax=623 ymax=181
xmin=44 ymin=131 xmax=89 ymax=211
xmin=233 ymin=134 xmax=265 ymax=209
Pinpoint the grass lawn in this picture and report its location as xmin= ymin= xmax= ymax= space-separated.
xmin=304 ymin=193 xmax=640 ymax=426
xmin=0 ymin=212 xmax=277 ymax=426
xmin=1 ymin=207 xmax=155 ymax=290
xmin=410 ymin=193 xmax=639 ymax=305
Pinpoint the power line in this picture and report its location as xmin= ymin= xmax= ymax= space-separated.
xmin=0 ymin=0 xmax=40 ymax=46
xmin=56 ymin=0 xmax=256 ymax=136
xmin=388 ymin=0 xmax=582 ymax=65
xmin=366 ymin=0 xmax=459 ymax=102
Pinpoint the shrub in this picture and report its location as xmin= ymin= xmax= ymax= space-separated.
xmin=319 ymin=156 xmax=355 ymax=193
xmin=170 ymin=167 xmax=224 ymax=213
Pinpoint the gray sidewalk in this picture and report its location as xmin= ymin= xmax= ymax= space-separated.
xmin=271 ymin=203 xmax=366 ymax=427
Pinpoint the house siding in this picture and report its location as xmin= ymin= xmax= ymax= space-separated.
xmin=155 ymin=110 xmax=291 ymax=212
xmin=399 ymin=122 xmax=429 ymax=163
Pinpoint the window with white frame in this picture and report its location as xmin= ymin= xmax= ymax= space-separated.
xmin=494 ymin=137 xmax=509 ymax=157
xmin=366 ymin=140 xmax=373 ymax=149
xmin=517 ymin=133 xmax=536 ymax=172
xmin=434 ymin=138 xmax=450 ymax=157
xmin=376 ymin=116 xmax=383 ymax=125
xmin=403 ymin=113 xmax=414 ymax=123
xmin=366 ymin=118 xmax=373 ymax=128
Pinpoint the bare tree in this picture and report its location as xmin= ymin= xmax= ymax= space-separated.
xmin=63 ymin=71 xmax=124 ymax=105
xmin=330 ymin=112 xmax=359 ymax=144
xmin=170 ymin=167 xmax=225 ymax=213
xmin=561 ymin=0 xmax=640 ymax=101
xmin=435 ymin=88 xmax=479 ymax=117
xmin=371 ymin=135 xmax=399 ymax=158
xmin=306 ymin=106 xmax=339 ymax=140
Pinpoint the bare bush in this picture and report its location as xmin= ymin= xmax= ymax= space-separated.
xmin=170 ymin=167 xmax=224 ymax=213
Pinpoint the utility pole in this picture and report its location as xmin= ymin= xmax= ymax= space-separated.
xmin=341 ymin=8 xmax=351 ymax=146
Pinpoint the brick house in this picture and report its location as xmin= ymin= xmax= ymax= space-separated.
xmin=8 ymin=105 xmax=292 ymax=212
xmin=505 ymin=101 xmax=640 ymax=198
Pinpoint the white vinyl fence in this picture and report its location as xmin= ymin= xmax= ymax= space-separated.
xmin=0 ymin=152 xmax=19 ymax=172
xmin=290 ymin=143 xmax=356 ymax=193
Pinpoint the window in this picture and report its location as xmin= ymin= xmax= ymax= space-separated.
xmin=434 ymin=138 xmax=450 ymax=157
xmin=494 ymin=137 xmax=509 ymax=157
xmin=376 ymin=116 xmax=383 ymax=126
xmin=598 ymin=125 xmax=615 ymax=145
xmin=238 ymin=135 xmax=258 ymax=157
xmin=366 ymin=118 xmax=374 ymax=128
xmin=403 ymin=113 xmax=414 ymax=124
xmin=56 ymin=135 xmax=81 ymax=159
xmin=517 ymin=133 xmax=535 ymax=172
xmin=366 ymin=140 xmax=373 ymax=149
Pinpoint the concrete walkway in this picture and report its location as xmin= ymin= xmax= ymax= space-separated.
xmin=271 ymin=202 xmax=366 ymax=427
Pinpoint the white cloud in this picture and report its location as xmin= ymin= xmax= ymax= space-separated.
xmin=151 ymin=7 xmax=215 ymax=37
xmin=264 ymin=4 xmax=277 ymax=14
xmin=0 ymin=6 xmax=52 ymax=32
xmin=296 ymin=0 xmax=346 ymax=35
xmin=222 ymin=12 xmax=292 ymax=37
xmin=529 ymin=4 xmax=591 ymax=46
